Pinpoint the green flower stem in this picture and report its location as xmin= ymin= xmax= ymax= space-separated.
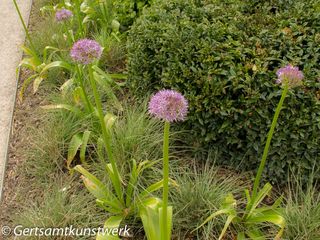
xmin=162 ymin=121 xmax=170 ymax=240
xmin=252 ymin=83 xmax=289 ymax=198
xmin=62 ymin=23 xmax=72 ymax=46
xmin=74 ymin=0 xmax=85 ymax=37
xmin=75 ymin=65 xmax=94 ymax=113
xmin=12 ymin=0 xmax=37 ymax=56
xmin=88 ymin=65 xmax=123 ymax=201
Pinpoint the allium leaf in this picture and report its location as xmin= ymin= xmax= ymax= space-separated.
xmin=104 ymin=113 xmax=117 ymax=131
xmin=33 ymin=76 xmax=44 ymax=94
xmin=41 ymin=104 xmax=81 ymax=115
xmin=80 ymin=130 xmax=91 ymax=165
xmin=74 ymin=165 xmax=118 ymax=203
xmin=40 ymin=61 xmax=72 ymax=75
xmin=96 ymin=215 xmax=123 ymax=240
xmin=67 ymin=134 xmax=83 ymax=169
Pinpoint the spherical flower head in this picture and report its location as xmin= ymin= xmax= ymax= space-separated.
xmin=148 ymin=90 xmax=188 ymax=122
xmin=55 ymin=9 xmax=73 ymax=22
xmin=70 ymin=39 xmax=102 ymax=65
xmin=276 ymin=65 xmax=304 ymax=88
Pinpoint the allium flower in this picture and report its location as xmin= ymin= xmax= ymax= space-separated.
xmin=55 ymin=9 xmax=73 ymax=22
xmin=276 ymin=65 xmax=304 ymax=88
xmin=148 ymin=90 xmax=188 ymax=122
xmin=70 ymin=39 xmax=102 ymax=65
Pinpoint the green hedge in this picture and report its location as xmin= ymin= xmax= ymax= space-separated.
xmin=114 ymin=0 xmax=153 ymax=28
xmin=127 ymin=0 xmax=320 ymax=184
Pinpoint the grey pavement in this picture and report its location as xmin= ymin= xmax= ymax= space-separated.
xmin=0 ymin=0 xmax=32 ymax=201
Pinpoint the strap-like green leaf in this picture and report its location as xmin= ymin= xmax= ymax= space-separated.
xmin=246 ymin=183 xmax=272 ymax=219
xmin=74 ymin=165 xmax=119 ymax=204
xmin=33 ymin=76 xmax=44 ymax=94
xmin=41 ymin=104 xmax=81 ymax=115
xmin=139 ymin=198 xmax=162 ymax=240
xmin=21 ymin=45 xmax=40 ymax=62
xmin=105 ymin=164 xmax=123 ymax=203
xmin=96 ymin=215 xmax=123 ymax=240
xmin=19 ymin=74 xmax=38 ymax=101
xmin=193 ymin=194 xmax=236 ymax=232
xmin=246 ymin=229 xmax=266 ymax=240
xmin=104 ymin=113 xmax=117 ymax=131
xmin=138 ymin=180 xmax=164 ymax=200
xmin=67 ymin=134 xmax=82 ymax=169
xmin=19 ymin=57 xmax=38 ymax=71
xmin=80 ymin=130 xmax=91 ymax=165
xmin=96 ymin=199 xmax=122 ymax=215
xmin=40 ymin=61 xmax=72 ymax=75
xmin=246 ymin=209 xmax=285 ymax=228
xmin=60 ymin=78 xmax=74 ymax=96
xmin=193 ymin=209 xmax=233 ymax=232
xmin=218 ymin=214 xmax=236 ymax=240
xmin=126 ymin=159 xmax=138 ymax=207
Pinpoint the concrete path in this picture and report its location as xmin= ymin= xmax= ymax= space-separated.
xmin=0 ymin=0 xmax=32 ymax=201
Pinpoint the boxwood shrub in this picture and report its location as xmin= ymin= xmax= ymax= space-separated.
xmin=127 ymin=0 xmax=320 ymax=184
xmin=114 ymin=0 xmax=153 ymax=28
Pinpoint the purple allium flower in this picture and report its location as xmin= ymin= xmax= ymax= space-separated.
xmin=55 ymin=9 xmax=73 ymax=22
xmin=276 ymin=65 xmax=304 ymax=88
xmin=70 ymin=39 xmax=103 ymax=65
xmin=148 ymin=90 xmax=188 ymax=122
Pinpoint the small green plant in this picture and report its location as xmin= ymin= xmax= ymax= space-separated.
xmin=74 ymin=159 xmax=166 ymax=239
xmin=80 ymin=0 xmax=120 ymax=35
xmin=195 ymin=65 xmax=304 ymax=239
xmin=19 ymin=45 xmax=70 ymax=100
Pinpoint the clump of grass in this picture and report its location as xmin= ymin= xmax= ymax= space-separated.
xmin=22 ymin=103 xmax=94 ymax=185
xmin=12 ymin=176 xmax=104 ymax=240
xmin=29 ymin=0 xmax=70 ymax=56
xmin=170 ymin=159 xmax=245 ymax=240
xmin=283 ymin=176 xmax=320 ymax=240
xmin=111 ymin=101 xmax=164 ymax=163
xmin=89 ymin=99 xmax=169 ymax=191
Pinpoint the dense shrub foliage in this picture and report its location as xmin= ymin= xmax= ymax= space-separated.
xmin=114 ymin=0 xmax=153 ymax=28
xmin=127 ymin=0 xmax=320 ymax=184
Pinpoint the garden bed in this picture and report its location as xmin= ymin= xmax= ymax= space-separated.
xmin=1 ymin=0 xmax=320 ymax=239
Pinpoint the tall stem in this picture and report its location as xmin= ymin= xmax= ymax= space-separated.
xmin=76 ymin=65 xmax=94 ymax=113
xmin=74 ymin=0 xmax=85 ymax=37
xmin=162 ymin=121 xmax=170 ymax=240
xmin=88 ymin=65 xmax=122 ymax=201
xmin=12 ymin=0 xmax=37 ymax=55
xmin=252 ymin=84 xmax=289 ymax=197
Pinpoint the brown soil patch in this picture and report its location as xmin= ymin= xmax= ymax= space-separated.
xmin=0 ymin=68 xmax=45 ymax=225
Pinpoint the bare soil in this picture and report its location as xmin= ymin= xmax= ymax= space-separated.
xmin=0 ymin=68 xmax=45 ymax=225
